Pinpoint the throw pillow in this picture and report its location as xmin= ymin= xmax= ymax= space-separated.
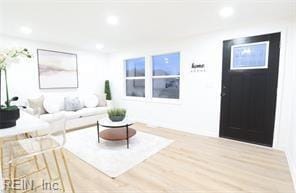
xmin=43 ymin=96 xmax=64 ymax=114
xmin=28 ymin=95 xmax=46 ymax=115
xmin=96 ymin=93 xmax=107 ymax=107
xmin=64 ymin=96 xmax=82 ymax=111
xmin=83 ymin=94 xmax=98 ymax=108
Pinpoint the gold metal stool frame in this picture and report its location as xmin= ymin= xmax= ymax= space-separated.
xmin=3 ymin=115 xmax=75 ymax=193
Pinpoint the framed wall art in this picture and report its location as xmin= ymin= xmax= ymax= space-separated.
xmin=37 ymin=49 xmax=78 ymax=89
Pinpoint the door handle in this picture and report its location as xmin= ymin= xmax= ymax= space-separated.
xmin=221 ymin=85 xmax=227 ymax=97
xmin=221 ymin=92 xmax=227 ymax=97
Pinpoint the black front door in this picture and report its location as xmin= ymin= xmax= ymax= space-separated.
xmin=219 ymin=33 xmax=281 ymax=147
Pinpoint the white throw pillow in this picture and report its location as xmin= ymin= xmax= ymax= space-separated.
xmin=43 ymin=96 xmax=64 ymax=114
xmin=83 ymin=94 xmax=98 ymax=108
xmin=27 ymin=95 xmax=46 ymax=114
xmin=95 ymin=93 xmax=107 ymax=107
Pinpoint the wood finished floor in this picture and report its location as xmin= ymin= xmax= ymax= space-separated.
xmin=2 ymin=123 xmax=295 ymax=193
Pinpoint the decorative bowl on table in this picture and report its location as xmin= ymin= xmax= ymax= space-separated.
xmin=107 ymin=108 xmax=126 ymax=122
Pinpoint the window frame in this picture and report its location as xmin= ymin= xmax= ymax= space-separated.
xmin=123 ymin=51 xmax=182 ymax=104
xmin=151 ymin=52 xmax=181 ymax=101
xmin=124 ymin=57 xmax=146 ymax=99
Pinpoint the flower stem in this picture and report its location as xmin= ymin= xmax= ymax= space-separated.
xmin=0 ymin=70 xmax=1 ymax=108
xmin=4 ymin=68 xmax=10 ymax=107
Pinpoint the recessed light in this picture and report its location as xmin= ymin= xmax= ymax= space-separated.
xmin=20 ymin=26 xmax=32 ymax=35
xmin=106 ymin=16 xmax=119 ymax=25
xmin=219 ymin=7 xmax=234 ymax=18
xmin=95 ymin=43 xmax=104 ymax=50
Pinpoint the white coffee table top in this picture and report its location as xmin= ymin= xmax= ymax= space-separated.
xmin=0 ymin=111 xmax=49 ymax=138
xmin=99 ymin=118 xmax=134 ymax=128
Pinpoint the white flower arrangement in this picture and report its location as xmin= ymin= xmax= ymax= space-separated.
xmin=0 ymin=48 xmax=32 ymax=109
xmin=0 ymin=53 xmax=8 ymax=70
xmin=0 ymin=48 xmax=32 ymax=70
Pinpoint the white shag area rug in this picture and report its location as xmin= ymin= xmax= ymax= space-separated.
xmin=64 ymin=126 xmax=173 ymax=178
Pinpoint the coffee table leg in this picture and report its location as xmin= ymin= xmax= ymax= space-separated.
xmin=126 ymin=125 xmax=129 ymax=149
xmin=97 ymin=121 xmax=100 ymax=143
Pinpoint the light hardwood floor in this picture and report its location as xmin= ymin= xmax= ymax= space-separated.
xmin=2 ymin=123 xmax=295 ymax=193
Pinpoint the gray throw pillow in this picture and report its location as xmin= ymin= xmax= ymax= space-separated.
xmin=28 ymin=95 xmax=46 ymax=115
xmin=64 ymin=96 xmax=82 ymax=111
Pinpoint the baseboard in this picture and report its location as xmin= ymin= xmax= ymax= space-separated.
xmin=138 ymin=119 xmax=218 ymax=138
xmin=286 ymin=151 xmax=296 ymax=191
xmin=170 ymin=126 xmax=218 ymax=138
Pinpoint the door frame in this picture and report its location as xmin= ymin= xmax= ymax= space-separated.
xmin=219 ymin=32 xmax=281 ymax=147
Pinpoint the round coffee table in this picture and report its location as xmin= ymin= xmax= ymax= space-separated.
xmin=97 ymin=118 xmax=136 ymax=148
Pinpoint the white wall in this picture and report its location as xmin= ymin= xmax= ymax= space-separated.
xmin=0 ymin=35 xmax=108 ymax=105
xmin=286 ymin=20 xmax=296 ymax=188
xmin=107 ymin=20 xmax=295 ymax=150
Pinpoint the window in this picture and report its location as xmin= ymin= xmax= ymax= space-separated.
xmin=125 ymin=57 xmax=145 ymax=97
xmin=231 ymin=41 xmax=269 ymax=70
xmin=152 ymin=52 xmax=180 ymax=99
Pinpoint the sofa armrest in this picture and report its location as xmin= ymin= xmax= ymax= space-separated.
xmin=23 ymin=107 xmax=35 ymax=115
xmin=23 ymin=107 xmax=42 ymax=118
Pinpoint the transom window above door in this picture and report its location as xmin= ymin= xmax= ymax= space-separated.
xmin=231 ymin=41 xmax=269 ymax=70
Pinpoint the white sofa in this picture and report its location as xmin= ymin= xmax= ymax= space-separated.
xmin=26 ymin=94 xmax=110 ymax=132
xmin=39 ymin=106 xmax=109 ymax=131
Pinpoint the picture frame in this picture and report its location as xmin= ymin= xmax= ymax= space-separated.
xmin=37 ymin=49 xmax=78 ymax=89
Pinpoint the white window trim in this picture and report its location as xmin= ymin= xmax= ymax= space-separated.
xmin=150 ymin=52 xmax=181 ymax=102
xmin=123 ymin=51 xmax=182 ymax=105
xmin=124 ymin=57 xmax=146 ymax=99
xmin=126 ymin=77 xmax=145 ymax=80
xmin=149 ymin=97 xmax=182 ymax=105
xmin=152 ymin=75 xmax=180 ymax=79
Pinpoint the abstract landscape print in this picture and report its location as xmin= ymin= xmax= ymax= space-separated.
xmin=37 ymin=49 xmax=78 ymax=89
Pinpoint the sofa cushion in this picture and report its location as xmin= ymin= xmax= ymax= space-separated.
xmin=76 ymin=107 xmax=108 ymax=117
xmin=64 ymin=111 xmax=81 ymax=120
xmin=40 ymin=112 xmax=66 ymax=122
xmin=40 ymin=111 xmax=81 ymax=122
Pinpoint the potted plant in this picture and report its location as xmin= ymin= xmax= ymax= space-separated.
xmin=0 ymin=48 xmax=32 ymax=129
xmin=107 ymin=108 xmax=126 ymax=122
xmin=104 ymin=80 xmax=112 ymax=107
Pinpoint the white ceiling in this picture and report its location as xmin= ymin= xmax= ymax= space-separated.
xmin=0 ymin=0 xmax=295 ymax=53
